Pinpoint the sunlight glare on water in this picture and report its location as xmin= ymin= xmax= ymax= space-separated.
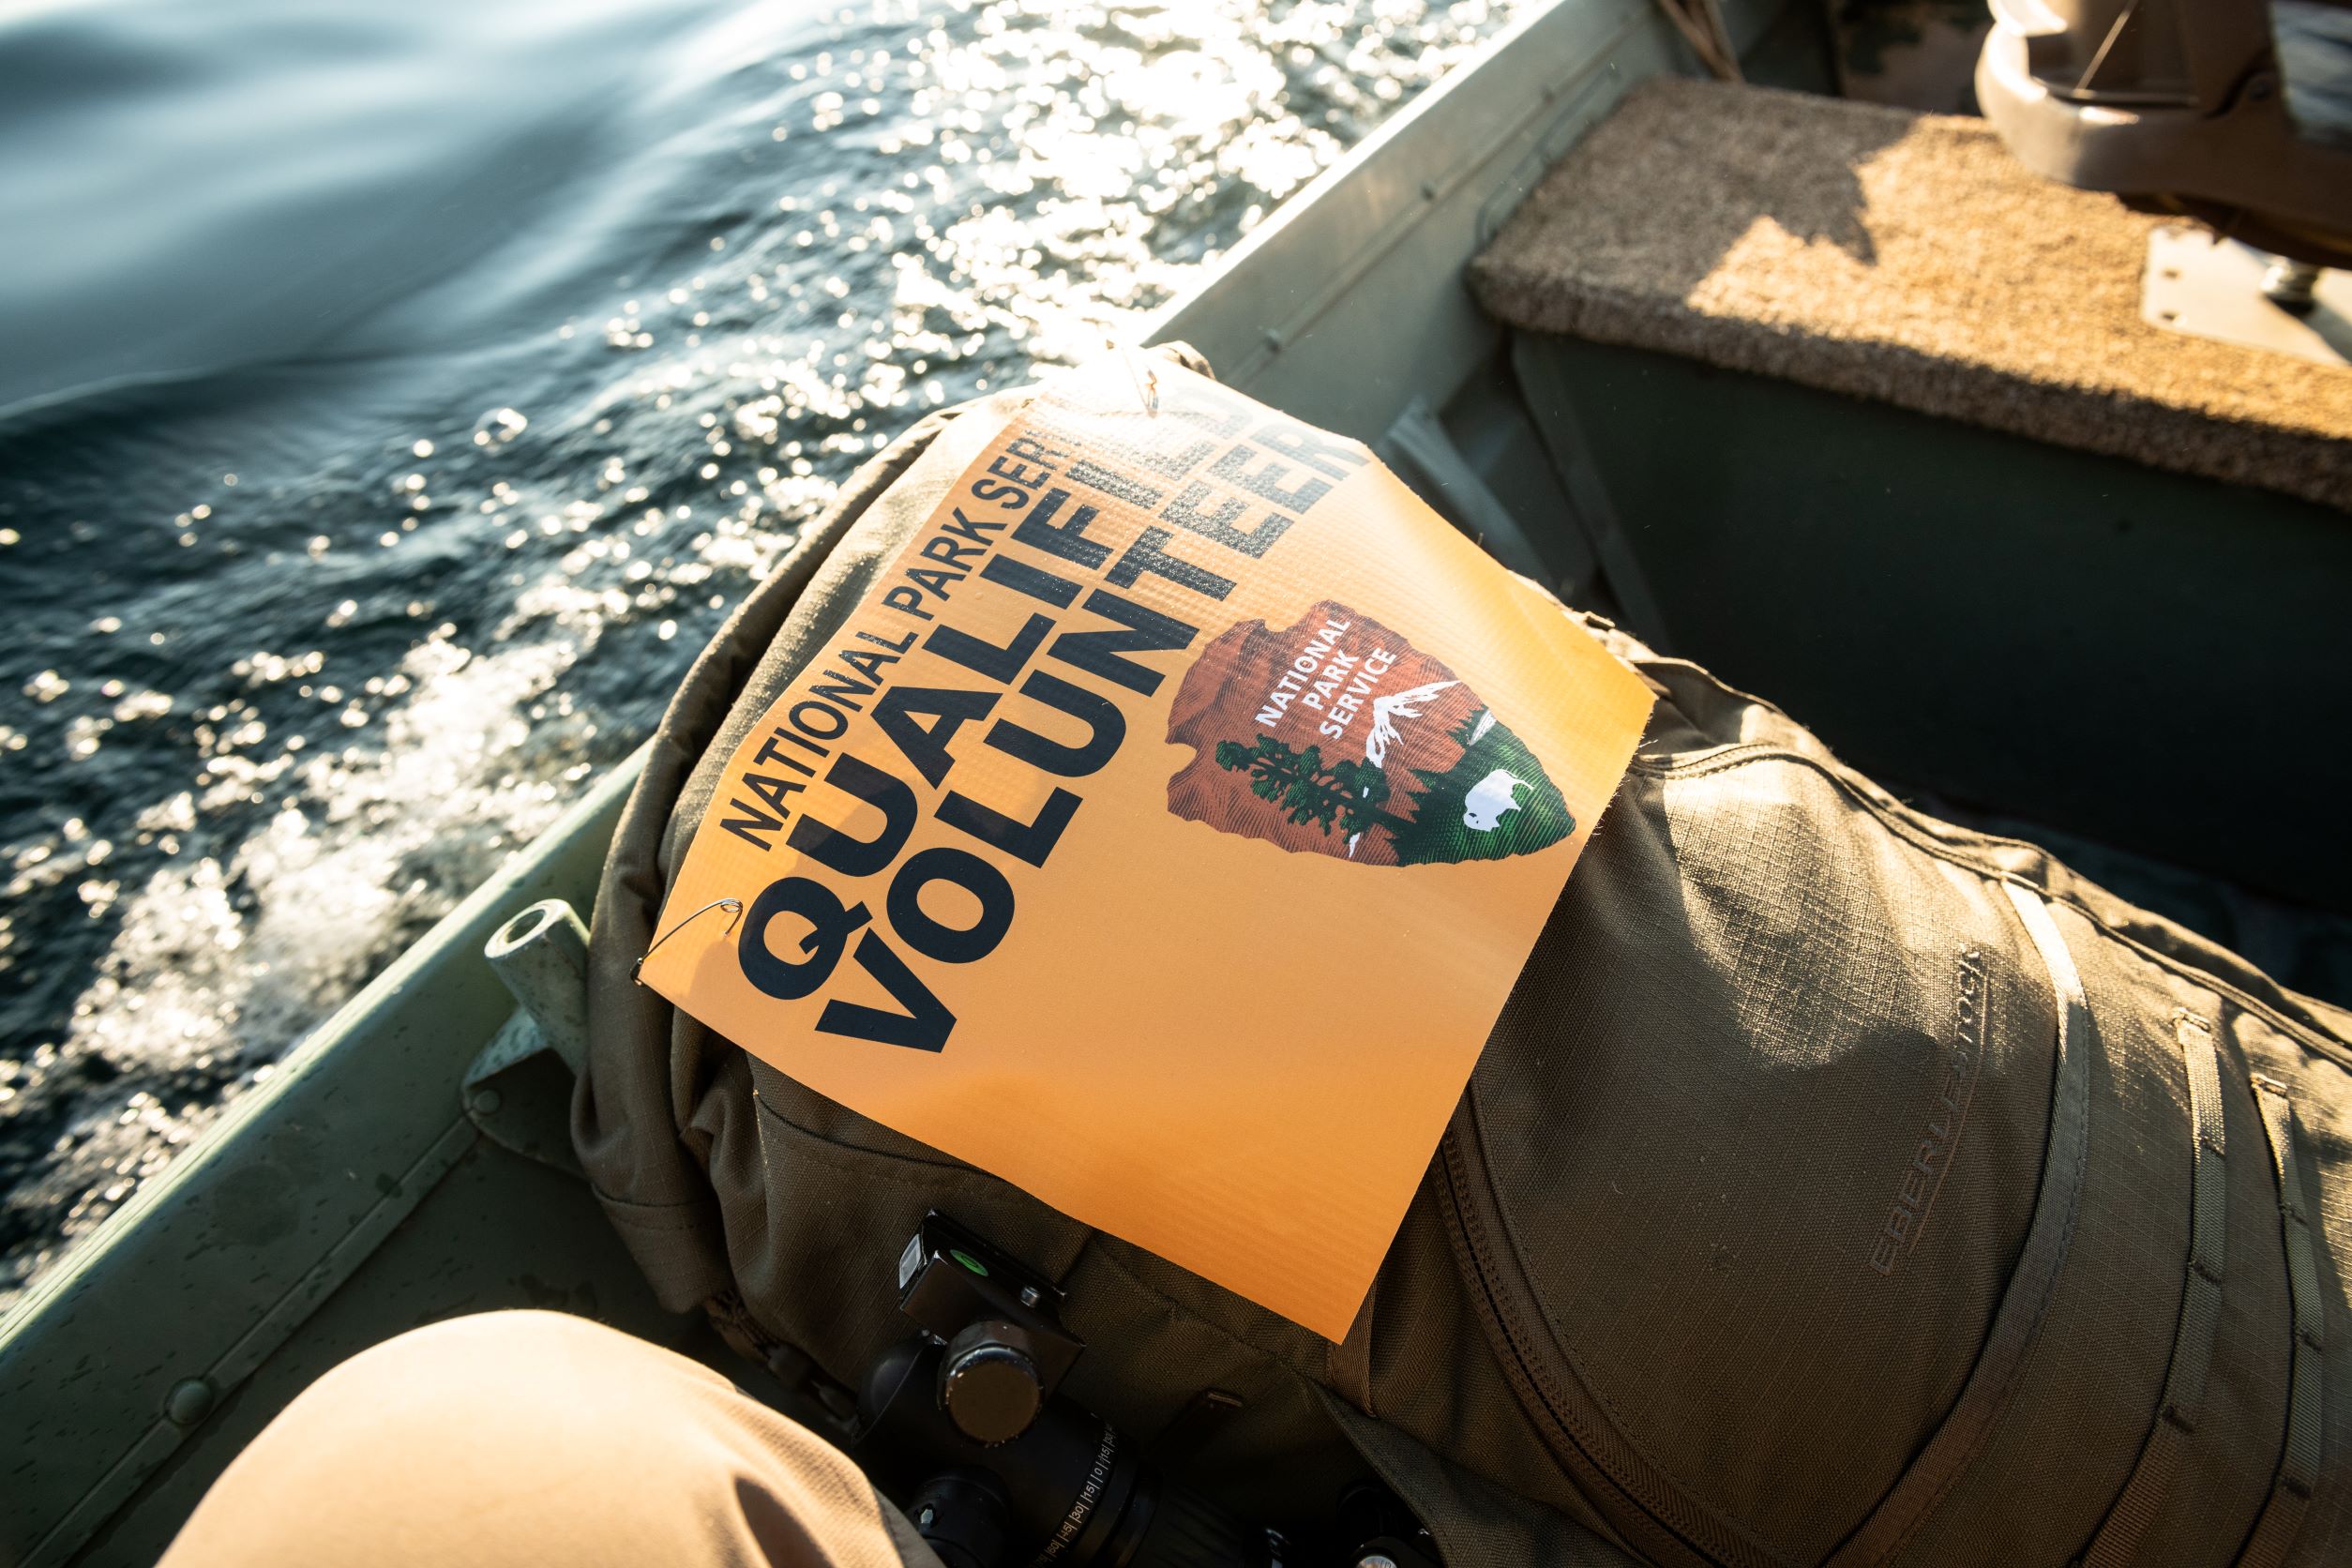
xmin=0 ymin=0 xmax=1526 ymax=1304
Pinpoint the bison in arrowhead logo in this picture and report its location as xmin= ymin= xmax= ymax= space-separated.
xmin=1164 ymin=600 xmax=1575 ymax=865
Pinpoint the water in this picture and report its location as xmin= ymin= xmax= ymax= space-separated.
xmin=0 ymin=0 xmax=1521 ymax=1305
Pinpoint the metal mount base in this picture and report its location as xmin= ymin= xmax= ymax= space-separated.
xmin=2142 ymin=226 xmax=2351 ymax=369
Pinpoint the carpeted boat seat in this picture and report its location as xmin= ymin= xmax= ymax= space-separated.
xmin=1470 ymin=78 xmax=2352 ymax=513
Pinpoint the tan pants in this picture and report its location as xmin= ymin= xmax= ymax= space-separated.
xmin=159 ymin=1310 xmax=935 ymax=1568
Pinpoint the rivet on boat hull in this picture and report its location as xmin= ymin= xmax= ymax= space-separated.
xmin=164 ymin=1376 xmax=217 ymax=1427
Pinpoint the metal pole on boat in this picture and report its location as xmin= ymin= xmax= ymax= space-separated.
xmin=484 ymin=898 xmax=594 ymax=1074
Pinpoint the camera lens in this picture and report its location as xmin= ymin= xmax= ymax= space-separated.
xmin=857 ymin=1338 xmax=1274 ymax=1568
xmin=1114 ymin=1473 xmax=1271 ymax=1568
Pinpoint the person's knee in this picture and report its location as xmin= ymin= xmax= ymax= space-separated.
xmin=164 ymin=1311 xmax=923 ymax=1568
xmin=336 ymin=1305 xmax=593 ymax=1370
xmin=164 ymin=1312 xmax=728 ymax=1567
xmin=307 ymin=1307 xmax=691 ymax=1423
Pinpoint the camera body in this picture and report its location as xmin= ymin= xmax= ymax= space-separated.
xmin=852 ymin=1214 xmax=1286 ymax=1568
xmin=851 ymin=1214 xmax=1440 ymax=1568
xmin=889 ymin=1212 xmax=1086 ymax=1448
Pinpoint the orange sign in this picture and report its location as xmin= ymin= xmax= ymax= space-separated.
xmin=639 ymin=358 xmax=1652 ymax=1337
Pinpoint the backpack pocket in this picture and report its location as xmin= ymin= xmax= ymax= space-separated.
xmin=738 ymin=1063 xmax=1094 ymax=1384
xmin=1434 ymin=746 xmax=2070 ymax=1566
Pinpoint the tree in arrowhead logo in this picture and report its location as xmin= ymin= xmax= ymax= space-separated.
xmin=1164 ymin=601 xmax=1575 ymax=865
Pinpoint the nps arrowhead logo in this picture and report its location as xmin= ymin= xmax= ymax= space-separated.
xmin=1165 ymin=601 xmax=1575 ymax=866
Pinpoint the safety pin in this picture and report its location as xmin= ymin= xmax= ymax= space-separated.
xmin=1122 ymin=348 xmax=1160 ymax=415
xmin=631 ymin=897 xmax=744 ymax=985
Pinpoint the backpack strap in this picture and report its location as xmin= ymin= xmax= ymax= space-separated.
xmin=1828 ymin=883 xmax=2095 ymax=1567
xmin=2237 ymin=1077 xmax=2325 ymax=1568
xmin=2076 ymin=1009 xmax=2230 ymax=1567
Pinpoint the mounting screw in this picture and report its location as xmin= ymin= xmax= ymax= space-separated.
xmin=1018 ymin=1285 xmax=1042 ymax=1308
xmin=467 ymin=1087 xmax=503 ymax=1116
xmin=2261 ymin=257 xmax=2322 ymax=313
xmin=164 ymin=1377 xmax=217 ymax=1427
xmin=1261 ymin=328 xmax=1285 ymax=353
xmin=1359 ymin=1556 xmax=1400 ymax=1568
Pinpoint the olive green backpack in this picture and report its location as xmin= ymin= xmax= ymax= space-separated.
xmin=576 ymin=364 xmax=2349 ymax=1567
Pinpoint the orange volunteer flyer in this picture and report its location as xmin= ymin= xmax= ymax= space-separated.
xmin=638 ymin=356 xmax=1653 ymax=1338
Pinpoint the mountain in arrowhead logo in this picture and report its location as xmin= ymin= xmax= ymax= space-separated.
xmin=1164 ymin=601 xmax=1575 ymax=866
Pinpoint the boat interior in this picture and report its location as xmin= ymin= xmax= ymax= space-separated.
xmin=7 ymin=0 xmax=2349 ymax=1561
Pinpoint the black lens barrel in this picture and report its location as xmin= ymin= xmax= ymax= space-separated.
xmin=854 ymin=1337 xmax=1269 ymax=1568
